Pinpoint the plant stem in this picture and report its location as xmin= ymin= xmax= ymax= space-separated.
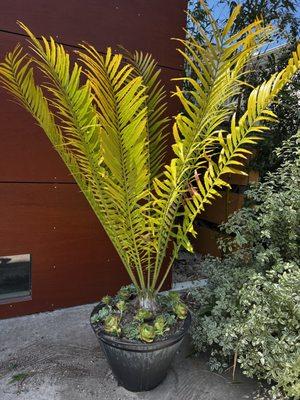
xmin=155 ymin=252 xmax=176 ymax=294
xmin=138 ymin=289 xmax=158 ymax=311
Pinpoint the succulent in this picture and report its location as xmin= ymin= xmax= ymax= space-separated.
xmin=116 ymin=300 xmax=127 ymax=314
xmin=168 ymin=291 xmax=181 ymax=304
xmin=104 ymin=315 xmax=121 ymax=336
xmin=91 ymin=306 xmax=110 ymax=323
xmin=139 ymin=323 xmax=155 ymax=343
xmin=134 ymin=308 xmax=153 ymax=321
xmin=154 ymin=315 xmax=169 ymax=336
xmin=123 ymin=321 xmax=140 ymax=341
xmin=91 ymin=314 xmax=101 ymax=324
xmin=102 ymin=295 xmax=112 ymax=305
xmin=173 ymin=302 xmax=188 ymax=320
xmin=164 ymin=312 xmax=176 ymax=327
xmin=117 ymin=285 xmax=136 ymax=300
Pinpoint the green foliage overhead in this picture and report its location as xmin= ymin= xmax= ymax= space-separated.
xmin=0 ymin=4 xmax=299 ymax=305
xmin=188 ymin=0 xmax=299 ymax=42
xmin=188 ymin=0 xmax=300 ymax=176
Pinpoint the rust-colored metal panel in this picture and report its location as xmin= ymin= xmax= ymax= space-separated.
xmin=0 ymin=183 xmax=130 ymax=318
xmin=0 ymin=1 xmax=185 ymax=318
xmin=0 ymin=0 xmax=187 ymax=69
xmin=200 ymin=192 xmax=244 ymax=225
xmin=191 ymin=225 xmax=222 ymax=258
xmin=0 ymin=32 xmax=182 ymax=183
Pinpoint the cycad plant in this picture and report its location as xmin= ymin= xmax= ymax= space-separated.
xmin=0 ymin=4 xmax=299 ymax=310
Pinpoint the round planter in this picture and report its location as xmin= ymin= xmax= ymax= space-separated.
xmin=90 ymin=302 xmax=191 ymax=392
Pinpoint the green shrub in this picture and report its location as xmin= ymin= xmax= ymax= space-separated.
xmin=190 ymin=133 xmax=300 ymax=398
xmin=190 ymin=255 xmax=257 ymax=370
xmin=235 ymin=263 xmax=300 ymax=399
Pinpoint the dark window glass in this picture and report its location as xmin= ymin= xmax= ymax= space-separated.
xmin=0 ymin=254 xmax=31 ymax=300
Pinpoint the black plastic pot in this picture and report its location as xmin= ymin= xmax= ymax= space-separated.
xmin=90 ymin=303 xmax=191 ymax=392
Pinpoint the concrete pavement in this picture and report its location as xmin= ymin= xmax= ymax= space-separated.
xmin=0 ymin=303 xmax=261 ymax=400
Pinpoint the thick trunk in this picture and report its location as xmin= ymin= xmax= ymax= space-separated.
xmin=138 ymin=290 xmax=158 ymax=312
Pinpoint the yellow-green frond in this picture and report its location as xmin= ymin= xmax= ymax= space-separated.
xmin=121 ymin=48 xmax=170 ymax=180
xmin=78 ymin=44 xmax=157 ymax=287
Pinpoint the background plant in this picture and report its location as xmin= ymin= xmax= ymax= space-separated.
xmin=190 ymin=132 xmax=300 ymax=398
xmin=0 ymin=4 xmax=299 ymax=310
xmin=188 ymin=0 xmax=300 ymax=176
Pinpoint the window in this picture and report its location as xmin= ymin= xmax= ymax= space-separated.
xmin=0 ymin=254 xmax=31 ymax=301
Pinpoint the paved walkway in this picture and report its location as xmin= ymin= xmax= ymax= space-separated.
xmin=0 ymin=304 xmax=260 ymax=400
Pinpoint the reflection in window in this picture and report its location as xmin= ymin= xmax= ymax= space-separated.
xmin=0 ymin=254 xmax=31 ymax=300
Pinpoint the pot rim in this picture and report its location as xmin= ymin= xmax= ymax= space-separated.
xmin=90 ymin=302 xmax=191 ymax=352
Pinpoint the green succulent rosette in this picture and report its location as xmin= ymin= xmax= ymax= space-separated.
xmin=116 ymin=300 xmax=127 ymax=313
xmin=104 ymin=315 xmax=121 ymax=336
xmin=167 ymin=291 xmax=180 ymax=304
xmin=134 ymin=308 xmax=153 ymax=321
xmin=139 ymin=323 xmax=155 ymax=343
xmin=91 ymin=306 xmax=110 ymax=323
xmin=122 ymin=321 xmax=140 ymax=341
xmin=154 ymin=315 xmax=169 ymax=336
xmin=173 ymin=302 xmax=188 ymax=320
xmin=101 ymin=295 xmax=112 ymax=305
xmin=117 ymin=285 xmax=136 ymax=300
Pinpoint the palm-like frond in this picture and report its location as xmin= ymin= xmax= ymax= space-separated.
xmin=119 ymin=49 xmax=171 ymax=287
xmin=16 ymin=25 xmax=134 ymax=268
xmin=16 ymin=23 xmax=106 ymax=214
xmin=151 ymin=10 xmax=299 ymax=291
xmin=174 ymin=45 xmax=300 ymax=264
xmin=0 ymin=44 xmax=132 ymax=273
xmin=78 ymin=44 xmax=157 ymax=288
xmin=0 ymin=5 xmax=299 ymax=300
xmin=0 ymin=44 xmax=98 ymax=209
xmin=121 ymin=48 xmax=169 ymax=181
xmin=1 ymin=26 xmax=149 ymax=288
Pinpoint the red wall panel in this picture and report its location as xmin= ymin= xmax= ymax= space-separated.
xmin=0 ymin=183 xmax=130 ymax=318
xmin=0 ymin=0 xmax=187 ymax=318
xmin=0 ymin=32 xmax=182 ymax=183
xmin=0 ymin=0 xmax=186 ymax=68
